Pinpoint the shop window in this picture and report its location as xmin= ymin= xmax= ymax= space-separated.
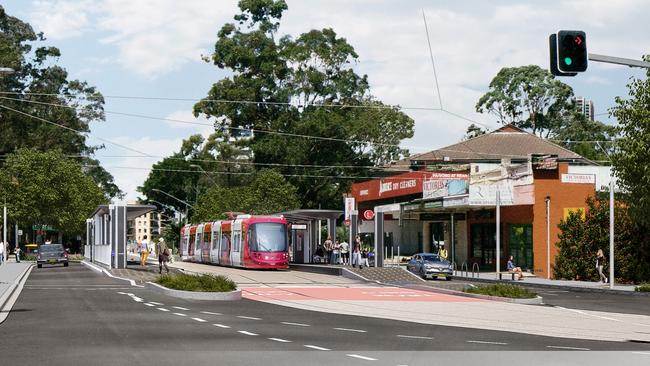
xmin=508 ymin=224 xmax=533 ymax=270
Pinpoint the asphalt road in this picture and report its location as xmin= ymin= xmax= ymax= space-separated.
xmin=1 ymin=263 xmax=650 ymax=366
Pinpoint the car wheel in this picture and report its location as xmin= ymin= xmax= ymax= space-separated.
xmin=37 ymin=264 xmax=42 ymax=268
xmin=64 ymin=262 xmax=69 ymax=267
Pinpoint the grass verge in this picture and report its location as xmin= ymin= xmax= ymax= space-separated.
xmin=635 ymin=284 xmax=650 ymax=292
xmin=464 ymin=284 xmax=537 ymax=299
xmin=155 ymin=273 xmax=237 ymax=293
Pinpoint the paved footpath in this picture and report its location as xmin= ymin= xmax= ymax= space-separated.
xmin=0 ymin=259 xmax=33 ymax=323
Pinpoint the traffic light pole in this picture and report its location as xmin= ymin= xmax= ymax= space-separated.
xmin=588 ymin=54 xmax=650 ymax=69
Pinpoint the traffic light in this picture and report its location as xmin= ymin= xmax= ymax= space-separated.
xmin=549 ymin=30 xmax=587 ymax=76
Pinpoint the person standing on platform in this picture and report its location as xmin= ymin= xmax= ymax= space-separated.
xmin=0 ymin=241 xmax=4 ymax=265
xmin=140 ymin=235 xmax=150 ymax=266
xmin=323 ymin=236 xmax=333 ymax=265
xmin=340 ymin=239 xmax=349 ymax=265
xmin=332 ymin=240 xmax=341 ymax=265
xmin=351 ymin=242 xmax=362 ymax=269
xmin=15 ymin=245 xmax=21 ymax=263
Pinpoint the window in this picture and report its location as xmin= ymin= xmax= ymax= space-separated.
xmin=221 ymin=233 xmax=231 ymax=255
xmin=212 ymin=230 xmax=220 ymax=250
xmin=248 ymin=223 xmax=287 ymax=252
xmin=508 ymin=224 xmax=533 ymax=270
xmin=204 ymin=231 xmax=211 ymax=247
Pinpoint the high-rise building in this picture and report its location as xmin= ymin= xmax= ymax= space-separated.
xmin=127 ymin=201 xmax=165 ymax=252
xmin=575 ymin=96 xmax=594 ymax=121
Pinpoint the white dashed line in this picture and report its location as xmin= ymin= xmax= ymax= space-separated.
xmin=268 ymin=338 xmax=292 ymax=343
xmin=172 ymin=306 xmax=190 ymax=311
xmin=191 ymin=317 xmax=207 ymax=323
xmin=397 ymin=335 xmax=433 ymax=340
xmin=556 ymin=306 xmax=621 ymax=322
xmin=201 ymin=311 xmax=222 ymax=316
xmin=157 ymin=308 xmax=170 ymax=312
xmin=334 ymin=327 xmax=367 ymax=333
xmin=237 ymin=316 xmax=262 ymax=320
xmin=466 ymin=340 xmax=508 ymax=345
xmin=149 ymin=302 xmax=164 ymax=305
xmin=304 ymin=345 xmax=330 ymax=351
xmin=117 ymin=292 xmax=127 ymax=295
xmin=144 ymin=303 xmax=156 ymax=307
xmin=173 ymin=313 xmax=187 ymax=317
xmin=281 ymin=322 xmax=310 ymax=327
xmin=546 ymin=346 xmax=590 ymax=350
xmin=347 ymin=354 xmax=377 ymax=361
xmin=632 ymin=352 xmax=650 ymax=355
xmin=238 ymin=331 xmax=258 ymax=336
xmin=213 ymin=323 xmax=231 ymax=329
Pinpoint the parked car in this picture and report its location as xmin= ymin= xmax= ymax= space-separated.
xmin=406 ymin=253 xmax=453 ymax=280
xmin=36 ymin=244 xmax=69 ymax=268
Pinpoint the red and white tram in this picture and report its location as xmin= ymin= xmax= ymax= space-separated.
xmin=179 ymin=214 xmax=289 ymax=269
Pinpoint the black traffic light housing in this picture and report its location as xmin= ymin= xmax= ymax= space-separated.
xmin=549 ymin=30 xmax=587 ymax=76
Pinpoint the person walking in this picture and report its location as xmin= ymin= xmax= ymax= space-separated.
xmin=139 ymin=235 xmax=150 ymax=266
xmin=0 ymin=241 xmax=4 ymax=266
xmin=596 ymin=249 xmax=608 ymax=283
xmin=156 ymin=238 xmax=170 ymax=274
xmin=323 ymin=236 xmax=333 ymax=265
xmin=351 ymin=242 xmax=362 ymax=269
xmin=340 ymin=239 xmax=349 ymax=265
xmin=15 ymin=245 xmax=21 ymax=263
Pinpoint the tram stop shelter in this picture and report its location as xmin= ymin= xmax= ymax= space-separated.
xmin=85 ymin=204 xmax=157 ymax=269
xmin=280 ymin=209 xmax=343 ymax=264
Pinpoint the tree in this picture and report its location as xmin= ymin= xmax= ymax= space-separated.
xmin=463 ymin=124 xmax=487 ymax=140
xmin=0 ymin=149 xmax=106 ymax=239
xmin=194 ymin=0 xmax=414 ymax=209
xmin=611 ymin=55 xmax=650 ymax=230
xmin=191 ymin=169 xmax=300 ymax=223
xmin=0 ymin=6 xmax=121 ymax=199
xmin=554 ymin=196 xmax=650 ymax=284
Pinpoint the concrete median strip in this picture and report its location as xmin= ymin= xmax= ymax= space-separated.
xmin=0 ymin=264 xmax=33 ymax=325
xmin=144 ymin=281 xmax=242 ymax=301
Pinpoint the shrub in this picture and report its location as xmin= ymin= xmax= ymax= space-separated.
xmin=635 ymin=284 xmax=650 ymax=292
xmin=464 ymin=284 xmax=537 ymax=299
xmin=20 ymin=254 xmax=37 ymax=261
xmin=155 ymin=273 xmax=236 ymax=292
xmin=68 ymin=254 xmax=85 ymax=261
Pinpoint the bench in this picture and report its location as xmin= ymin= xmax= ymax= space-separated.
xmin=498 ymin=272 xmax=517 ymax=280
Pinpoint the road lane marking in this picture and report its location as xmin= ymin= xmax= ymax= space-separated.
xmin=201 ymin=311 xmax=222 ymax=316
xmin=149 ymin=302 xmax=164 ymax=305
xmin=546 ymin=346 xmax=590 ymax=350
xmin=281 ymin=322 xmax=310 ymax=327
xmin=173 ymin=312 xmax=187 ymax=317
xmin=304 ymin=345 xmax=330 ymax=351
xmin=632 ymin=352 xmax=650 ymax=355
xmin=213 ymin=324 xmax=231 ymax=329
xmin=237 ymin=316 xmax=262 ymax=320
xmin=172 ymin=306 xmax=190 ymax=311
xmin=268 ymin=338 xmax=292 ymax=343
xmin=191 ymin=317 xmax=207 ymax=323
xmin=334 ymin=327 xmax=367 ymax=333
xmin=347 ymin=354 xmax=377 ymax=361
xmin=466 ymin=340 xmax=508 ymax=345
xmin=157 ymin=308 xmax=170 ymax=312
xmin=144 ymin=303 xmax=156 ymax=307
xmin=397 ymin=335 xmax=433 ymax=340
xmin=238 ymin=331 xmax=258 ymax=336
xmin=117 ymin=292 xmax=127 ymax=295
xmin=556 ymin=306 xmax=621 ymax=322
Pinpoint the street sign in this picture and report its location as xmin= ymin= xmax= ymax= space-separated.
xmin=363 ymin=210 xmax=375 ymax=220
xmin=17 ymin=229 xmax=23 ymax=236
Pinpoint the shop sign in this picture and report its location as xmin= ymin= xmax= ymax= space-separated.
xmin=423 ymin=201 xmax=443 ymax=209
xmin=363 ymin=210 xmax=375 ymax=220
xmin=561 ymin=173 xmax=595 ymax=184
xmin=531 ymin=154 xmax=558 ymax=170
xmin=443 ymin=195 xmax=469 ymax=207
xmin=403 ymin=203 xmax=422 ymax=211
xmin=422 ymin=172 xmax=469 ymax=199
xmin=468 ymin=162 xmax=534 ymax=206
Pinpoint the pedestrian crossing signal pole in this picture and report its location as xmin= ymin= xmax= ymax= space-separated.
xmin=609 ymin=179 xmax=615 ymax=289
xmin=495 ymin=189 xmax=500 ymax=278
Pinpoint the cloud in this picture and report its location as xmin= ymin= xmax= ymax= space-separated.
xmin=30 ymin=0 xmax=95 ymax=40
xmin=164 ymin=110 xmax=215 ymax=136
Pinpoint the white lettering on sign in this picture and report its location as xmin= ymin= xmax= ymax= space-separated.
xmin=561 ymin=173 xmax=595 ymax=184
xmin=359 ymin=189 xmax=369 ymax=196
xmin=379 ymin=182 xmax=393 ymax=195
xmin=399 ymin=179 xmax=417 ymax=189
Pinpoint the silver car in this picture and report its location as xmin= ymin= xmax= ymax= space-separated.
xmin=407 ymin=253 xmax=453 ymax=280
xmin=36 ymin=244 xmax=69 ymax=268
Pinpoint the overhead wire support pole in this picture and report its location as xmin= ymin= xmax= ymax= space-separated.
xmin=588 ymin=54 xmax=650 ymax=69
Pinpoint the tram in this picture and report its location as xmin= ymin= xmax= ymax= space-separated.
xmin=179 ymin=214 xmax=289 ymax=269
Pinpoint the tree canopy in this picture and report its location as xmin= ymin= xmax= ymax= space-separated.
xmin=193 ymin=0 xmax=414 ymax=209
xmin=0 ymin=149 xmax=106 ymax=236
xmin=0 ymin=5 xmax=121 ymax=199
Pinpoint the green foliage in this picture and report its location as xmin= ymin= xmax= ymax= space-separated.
xmin=464 ymin=284 xmax=537 ymax=299
xmin=463 ymin=124 xmax=487 ymax=140
xmin=635 ymin=284 xmax=650 ymax=292
xmin=554 ymin=196 xmax=650 ymax=284
xmin=0 ymin=6 xmax=121 ymax=199
xmin=0 ymin=149 xmax=106 ymax=235
xmin=611 ymin=55 xmax=650 ymax=230
xmin=194 ymin=1 xmax=414 ymax=209
xmin=155 ymin=273 xmax=237 ymax=292
xmin=191 ymin=169 xmax=300 ymax=222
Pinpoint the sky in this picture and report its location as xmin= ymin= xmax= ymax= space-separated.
xmin=2 ymin=0 xmax=648 ymax=203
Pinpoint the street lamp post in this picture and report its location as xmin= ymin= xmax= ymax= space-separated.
xmin=1 ymin=67 xmax=14 ymax=256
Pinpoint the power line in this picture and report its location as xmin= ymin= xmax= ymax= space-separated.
xmin=422 ymin=10 xmax=443 ymax=110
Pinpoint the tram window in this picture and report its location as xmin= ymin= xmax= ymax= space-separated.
xmin=212 ymin=231 xmax=219 ymax=250
xmin=221 ymin=233 xmax=230 ymax=254
xmin=204 ymin=231 xmax=211 ymax=246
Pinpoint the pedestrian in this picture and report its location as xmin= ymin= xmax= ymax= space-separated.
xmin=332 ymin=239 xmax=341 ymax=265
xmin=340 ymin=239 xmax=349 ymax=265
xmin=156 ymin=238 xmax=170 ymax=274
xmin=361 ymin=248 xmax=370 ymax=268
xmin=596 ymin=249 xmax=608 ymax=283
xmin=323 ymin=236 xmax=333 ymax=265
xmin=351 ymin=242 xmax=362 ymax=269
xmin=15 ymin=245 xmax=21 ymax=263
xmin=139 ymin=235 xmax=149 ymax=266
xmin=0 ymin=241 xmax=4 ymax=266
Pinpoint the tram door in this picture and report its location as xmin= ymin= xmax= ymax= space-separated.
xmin=231 ymin=220 xmax=242 ymax=267
xmin=210 ymin=221 xmax=221 ymax=264
xmin=194 ymin=224 xmax=204 ymax=262
xmin=181 ymin=226 xmax=190 ymax=258
xmin=291 ymin=224 xmax=307 ymax=263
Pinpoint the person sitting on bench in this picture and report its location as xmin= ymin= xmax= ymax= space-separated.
xmin=506 ymin=256 xmax=524 ymax=280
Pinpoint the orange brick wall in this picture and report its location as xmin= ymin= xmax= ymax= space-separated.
xmin=532 ymin=163 xmax=595 ymax=278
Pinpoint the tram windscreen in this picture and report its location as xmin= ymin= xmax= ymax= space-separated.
xmin=249 ymin=223 xmax=287 ymax=252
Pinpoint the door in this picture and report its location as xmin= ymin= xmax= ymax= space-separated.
xmin=181 ymin=226 xmax=190 ymax=258
xmin=220 ymin=231 xmax=231 ymax=266
xmin=231 ymin=220 xmax=242 ymax=267
xmin=471 ymin=223 xmax=497 ymax=269
xmin=291 ymin=225 xmax=306 ymax=264
xmin=210 ymin=221 xmax=221 ymax=264
xmin=202 ymin=226 xmax=211 ymax=263
xmin=194 ymin=224 xmax=203 ymax=262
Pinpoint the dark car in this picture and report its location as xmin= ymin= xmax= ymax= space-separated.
xmin=36 ymin=244 xmax=69 ymax=268
xmin=406 ymin=253 xmax=453 ymax=280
